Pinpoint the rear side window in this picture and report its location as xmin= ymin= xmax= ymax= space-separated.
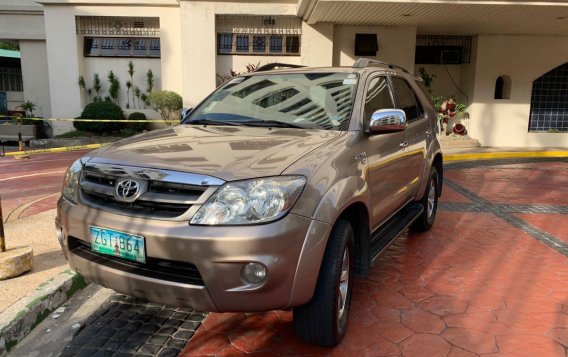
xmin=364 ymin=76 xmax=394 ymax=122
xmin=391 ymin=77 xmax=423 ymax=121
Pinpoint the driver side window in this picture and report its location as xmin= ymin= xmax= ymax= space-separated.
xmin=364 ymin=76 xmax=394 ymax=124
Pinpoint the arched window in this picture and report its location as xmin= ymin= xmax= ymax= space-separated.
xmin=529 ymin=62 xmax=568 ymax=132
xmin=494 ymin=75 xmax=511 ymax=99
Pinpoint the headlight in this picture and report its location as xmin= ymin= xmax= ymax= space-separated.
xmin=62 ymin=159 xmax=83 ymax=203
xmin=190 ymin=176 xmax=306 ymax=225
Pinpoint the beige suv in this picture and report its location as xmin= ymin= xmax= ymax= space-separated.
xmin=56 ymin=60 xmax=443 ymax=347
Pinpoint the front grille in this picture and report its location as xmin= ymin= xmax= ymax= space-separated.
xmin=69 ymin=237 xmax=205 ymax=286
xmin=82 ymin=190 xmax=190 ymax=218
xmin=78 ymin=164 xmax=223 ymax=220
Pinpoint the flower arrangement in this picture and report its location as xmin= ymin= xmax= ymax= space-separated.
xmin=433 ymin=96 xmax=469 ymax=136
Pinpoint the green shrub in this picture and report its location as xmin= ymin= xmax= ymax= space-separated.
xmin=74 ymin=101 xmax=125 ymax=134
xmin=147 ymin=90 xmax=182 ymax=125
xmin=127 ymin=112 xmax=148 ymax=132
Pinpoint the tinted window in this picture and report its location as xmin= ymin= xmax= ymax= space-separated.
xmin=187 ymin=73 xmax=358 ymax=131
xmin=364 ymin=76 xmax=394 ymax=122
xmin=391 ymin=77 xmax=422 ymax=121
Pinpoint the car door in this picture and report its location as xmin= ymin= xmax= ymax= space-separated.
xmin=363 ymin=75 xmax=412 ymax=229
xmin=390 ymin=76 xmax=429 ymax=198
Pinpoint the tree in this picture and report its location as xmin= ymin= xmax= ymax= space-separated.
xmin=147 ymin=90 xmax=182 ymax=126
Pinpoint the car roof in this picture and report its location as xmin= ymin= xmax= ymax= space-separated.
xmin=241 ymin=63 xmax=418 ymax=80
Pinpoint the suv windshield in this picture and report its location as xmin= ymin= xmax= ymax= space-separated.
xmin=185 ymin=72 xmax=358 ymax=130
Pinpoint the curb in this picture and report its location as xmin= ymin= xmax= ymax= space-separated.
xmin=0 ymin=269 xmax=87 ymax=356
xmin=444 ymin=150 xmax=568 ymax=162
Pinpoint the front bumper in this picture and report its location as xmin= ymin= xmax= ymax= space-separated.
xmin=56 ymin=197 xmax=331 ymax=312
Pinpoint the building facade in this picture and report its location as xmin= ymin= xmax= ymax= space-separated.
xmin=1 ymin=0 xmax=567 ymax=147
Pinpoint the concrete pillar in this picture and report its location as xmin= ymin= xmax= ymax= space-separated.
xmin=43 ymin=6 xmax=82 ymax=132
xmin=180 ymin=1 xmax=216 ymax=107
xmin=19 ymin=40 xmax=51 ymax=118
xmin=301 ymin=23 xmax=334 ymax=67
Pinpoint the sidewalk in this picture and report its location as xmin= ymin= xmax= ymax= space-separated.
xmin=0 ymin=210 xmax=67 ymax=313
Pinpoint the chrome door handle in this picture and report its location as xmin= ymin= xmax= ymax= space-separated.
xmin=400 ymin=142 xmax=409 ymax=148
xmin=425 ymin=130 xmax=432 ymax=136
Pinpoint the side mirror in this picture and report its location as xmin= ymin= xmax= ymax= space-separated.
xmin=369 ymin=109 xmax=407 ymax=134
xmin=180 ymin=107 xmax=193 ymax=121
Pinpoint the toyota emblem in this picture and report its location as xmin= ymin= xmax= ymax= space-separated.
xmin=114 ymin=179 xmax=146 ymax=202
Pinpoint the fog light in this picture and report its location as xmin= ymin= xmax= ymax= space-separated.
xmin=241 ymin=262 xmax=267 ymax=285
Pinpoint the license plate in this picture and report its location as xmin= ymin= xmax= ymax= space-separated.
xmin=90 ymin=226 xmax=146 ymax=263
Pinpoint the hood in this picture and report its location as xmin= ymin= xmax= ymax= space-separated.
xmin=86 ymin=125 xmax=342 ymax=181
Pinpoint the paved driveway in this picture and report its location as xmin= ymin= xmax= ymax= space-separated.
xmin=179 ymin=158 xmax=568 ymax=357
xmin=0 ymin=151 xmax=86 ymax=222
xmin=3 ymin=154 xmax=567 ymax=357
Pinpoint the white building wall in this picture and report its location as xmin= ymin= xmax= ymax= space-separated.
xmin=19 ymin=40 xmax=51 ymax=118
xmin=81 ymin=58 xmax=161 ymax=109
xmin=42 ymin=3 xmax=182 ymax=134
xmin=468 ymin=35 xmax=568 ymax=148
xmin=180 ymin=0 xmax=303 ymax=107
xmin=333 ymin=25 xmax=417 ymax=73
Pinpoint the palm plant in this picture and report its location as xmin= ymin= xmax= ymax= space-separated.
xmin=140 ymin=93 xmax=148 ymax=109
xmin=126 ymin=80 xmax=132 ymax=109
xmin=146 ymin=69 xmax=155 ymax=94
xmin=93 ymin=73 xmax=102 ymax=101
xmin=18 ymin=101 xmax=36 ymax=117
xmin=134 ymin=86 xmax=142 ymax=108
xmin=107 ymin=70 xmax=120 ymax=104
xmin=128 ymin=61 xmax=135 ymax=107
xmin=78 ymin=75 xmax=89 ymax=103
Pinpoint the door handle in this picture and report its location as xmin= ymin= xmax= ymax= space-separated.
xmin=400 ymin=142 xmax=409 ymax=148
xmin=425 ymin=130 xmax=432 ymax=136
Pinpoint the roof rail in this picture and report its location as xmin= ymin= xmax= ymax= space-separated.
xmin=255 ymin=63 xmax=306 ymax=72
xmin=352 ymin=59 xmax=409 ymax=73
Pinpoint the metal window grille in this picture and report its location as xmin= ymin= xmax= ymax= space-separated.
xmin=0 ymin=68 xmax=23 ymax=92
xmin=529 ymin=62 xmax=568 ymax=132
xmin=76 ymin=16 xmax=160 ymax=37
xmin=416 ymin=35 xmax=472 ymax=63
xmin=84 ymin=37 xmax=160 ymax=58
xmin=216 ymin=15 xmax=302 ymax=56
xmin=216 ymin=15 xmax=302 ymax=35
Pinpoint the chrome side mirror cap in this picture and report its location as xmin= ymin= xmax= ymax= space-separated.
xmin=180 ymin=107 xmax=193 ymax=121
xmin=369 ymin=109 xmax=407 ymax=134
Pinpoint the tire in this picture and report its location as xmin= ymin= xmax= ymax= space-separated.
xmin=411 ymin=166 xmax=440 ymax=232
xmin=293 ymin=219 xmax=355 ymax=347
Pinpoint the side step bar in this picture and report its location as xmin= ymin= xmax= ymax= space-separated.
xmin=370 ymin=203 xmax=424 ymax=261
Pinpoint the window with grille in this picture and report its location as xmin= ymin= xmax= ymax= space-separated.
xmin=84 ymin=37 xmax=160 ymax=58
xmin=76 ymin=16 xmax=160 ymax=36
xmin=217 ymin=34 xmax=300 ymax=55
xmin=529 ymin=62 xmax=568 ymax=132
xmin=415 ymin=36 xmax=472 ymax=64
xmin=216 ymin=15 xmax=301 ymax=56
xmin=0 ymin=69 xmax=23 ymax=92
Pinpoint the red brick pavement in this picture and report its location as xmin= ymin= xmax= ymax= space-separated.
xmin=444 ymin=162 xmax=568 ymax=206
xmin=180 ymin=161 xmax=568 ymax=357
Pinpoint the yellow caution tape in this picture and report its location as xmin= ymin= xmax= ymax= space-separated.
xmin=0 ymin=115 xmax=172 ymax=123
xmin=1 ymin=143 xmax=107 ymax=157
xmin=445 ymin=151 xmax=568 ymax=162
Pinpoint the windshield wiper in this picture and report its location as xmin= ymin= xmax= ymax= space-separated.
xmin=240 ymin=120 xmax=311 ymax=129
xmin=186 ymin=118 xmax=244 ymax=126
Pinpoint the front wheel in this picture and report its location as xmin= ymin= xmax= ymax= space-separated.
xmin=411 ymin=166 xmax=440 ymax=232
xmin=293 ymin=219 xmax=354 ymax=347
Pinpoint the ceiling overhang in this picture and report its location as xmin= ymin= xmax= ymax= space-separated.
xmin=300 ymin=0 xmax=568 ymax=35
